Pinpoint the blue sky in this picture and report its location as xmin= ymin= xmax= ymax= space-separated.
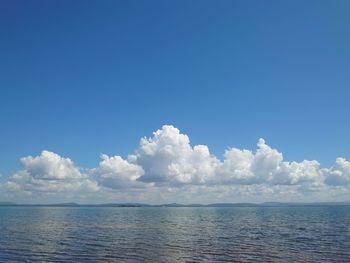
xmin=0 ymin=1 xmax=350 ymax=203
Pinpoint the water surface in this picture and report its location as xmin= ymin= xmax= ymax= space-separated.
xmin=0 ymin=206 xmax=349 ymax=262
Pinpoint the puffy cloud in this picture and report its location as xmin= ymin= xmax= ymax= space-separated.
xmin=133 ymin=128 xmax=323 ymax=187
xmin=109 ymin=126 xmax=345 ymax=191
xmin=91 ymin=154 xmax=144 ymax=189
xmin=114 ymin=125 xmax=322 ymax=190
xmin=251 ymin=138 xmax=284 ymax=182
xmin=1 ymin=125 xmax=349 ymax=203
xmin=219 ymin=139 xmax=321 ymax=186
xmin=20 ymin=151 xmax=84 ymax=180
xmin=133 ymin=125 xmax=219 ymax=185
xmin=218 ymin=139 xmax=321 ymax=185
xmin=273 ymin=160 xmax=321 ymax=185
xmin=6 ymin=151 xmax=99 ymax=195
xmin=323 ymin=158 xmax=350 ymax=186
xmin=218 ymin=148 xmax=256 ymax=184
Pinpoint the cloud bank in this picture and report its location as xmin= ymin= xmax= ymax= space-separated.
xmin=1 ymin=125 xmax=349 ymax=203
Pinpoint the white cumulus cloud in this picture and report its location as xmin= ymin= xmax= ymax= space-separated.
xmin=132 ymin=125 xmax=219 ymax=186
xmin=1 ymin=125 xmax=349 ymax=203
xmin=131 ymin=126 xmax=323 ymax=188
xmin=323 ymin=158 xmax=350 ymax=186
xmin=219 ymin=138 xmax=321 ymax=186
xmin=20 ymin=150 xmax=84 ymax=180
xmin=6 ymin=151 xmax=99 ymax=196
xmin=91 ymin=154 xmax=144 ymax=189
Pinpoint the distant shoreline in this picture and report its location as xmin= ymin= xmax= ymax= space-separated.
xmin=1 ymin=202 xmax=350 ymax=208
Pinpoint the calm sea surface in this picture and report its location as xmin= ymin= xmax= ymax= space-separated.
xmin=0 ymin=206 xmax=349 ymax=262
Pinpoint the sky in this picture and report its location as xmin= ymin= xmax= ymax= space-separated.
xmin=0 ymin=0 xmax=350 ymax=204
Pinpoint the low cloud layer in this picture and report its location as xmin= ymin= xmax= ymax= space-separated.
xmin=1 ymin=125 xmax=349 ymax=203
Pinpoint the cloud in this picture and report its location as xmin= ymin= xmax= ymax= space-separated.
xmin=1 ymin=125 xmax=349 ymax=203
xmin=20 ymin=151 xmax=84 ymax=180
xmin=133 ymin=125 xmax=219 ymax=185
xmin=219 ymin=139 xmax=321 ymax=186
xmin=91 ymin=154 xmax=144 ymax=189
xmin=323 ymin=158 xmax=350 ymax=186
xmin=132 ymin=126 xmax=322 ymax=187
xmin=5 ymin=151 xmax=99 ymax=196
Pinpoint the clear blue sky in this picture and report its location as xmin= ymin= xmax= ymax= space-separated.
xmin=1 ymin=0 xmax=349 ymax=179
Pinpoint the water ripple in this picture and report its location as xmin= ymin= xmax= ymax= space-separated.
xmin=0 ymin=206 xmax=350 ymax=262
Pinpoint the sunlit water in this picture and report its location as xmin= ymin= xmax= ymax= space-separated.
xmin=0 ymin=206 xmax=349 ymax=262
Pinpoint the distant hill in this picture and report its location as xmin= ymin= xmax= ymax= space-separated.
xmin=0 ymin=201 xmax=349 ymax=207
xmin=261 ymin=202 xmax=350 ymax=207
xmin=0 ymin=202 xmax=16 ymax=206
xmin=207 ymin=203 xmax=259 ymax=207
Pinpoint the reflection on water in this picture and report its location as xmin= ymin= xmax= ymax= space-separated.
xmin=0 ymin=206 xmax=350 ymax=262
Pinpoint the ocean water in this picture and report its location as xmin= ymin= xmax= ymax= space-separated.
xmin=0 ymin=206 xmax=349 ymax=262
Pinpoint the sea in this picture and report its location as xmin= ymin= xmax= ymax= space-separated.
xmin=0 ymin=206 xmax=349 ymax=262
